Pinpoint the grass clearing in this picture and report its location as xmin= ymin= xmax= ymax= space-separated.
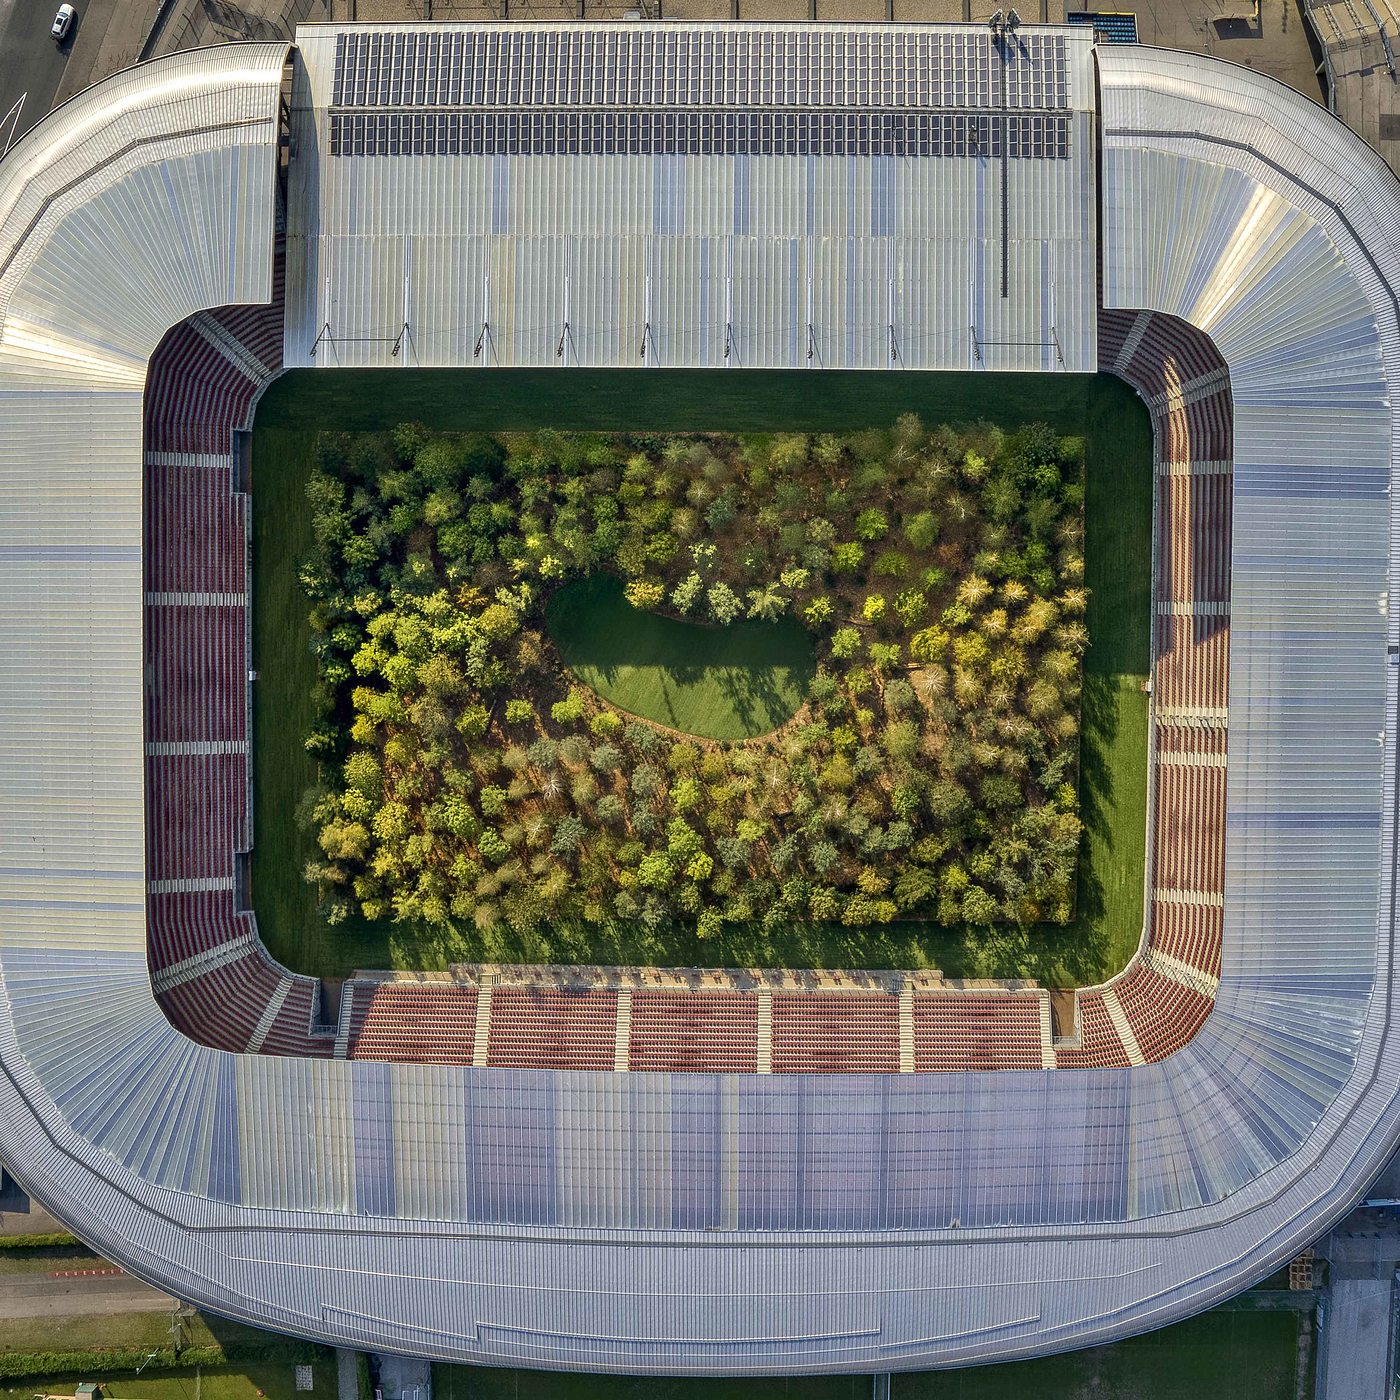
xmin=434 ymin=1310 xmax=1299 ymax=1400
xmin=0 ymin=1310 xmax=316 ymax=1361
xmin=0 ymin=1312 xmax=176 ymax=1357
xmin=1 ymin=1366 xmax=308 ymax=1400
xmin=545 ymin=574 xmax=814 ymax=741
xmin=252 ymin=369 xmax=1151 ymax=985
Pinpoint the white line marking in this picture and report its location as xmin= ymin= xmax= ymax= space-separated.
xmin=0 ymin=95 xmax=26 ymax=158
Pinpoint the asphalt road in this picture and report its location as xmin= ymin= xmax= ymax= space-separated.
xmin=0 ymin=0 xmax=120 ymax=149
xmin=0 ymin=1267 xmax=178 ymax=1318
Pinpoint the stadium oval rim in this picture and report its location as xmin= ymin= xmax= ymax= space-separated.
xmin=0 ymin=29 xmax=1396 ymax=1374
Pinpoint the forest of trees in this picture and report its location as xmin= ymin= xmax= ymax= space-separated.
xmin=296 ymin=416 xmax=1088 ymax=937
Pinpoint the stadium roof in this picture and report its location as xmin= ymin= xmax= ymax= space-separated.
xmin=0 ymin=23 xmax=1396 ymax=1374
xmin=284 ymin=24 xmax=1097 ymax=371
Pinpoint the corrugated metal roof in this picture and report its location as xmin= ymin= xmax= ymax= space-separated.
xmin=0 ymin=29 xmax=1399 ymax=1375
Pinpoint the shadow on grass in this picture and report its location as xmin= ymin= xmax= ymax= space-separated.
xmin=1078 ymin=673 xmax=1118 ymax=846
xmin=195 ymin=1313 xmax=330 ymax=1356
xmin=545 ymin=574 xmax=815 ymax=742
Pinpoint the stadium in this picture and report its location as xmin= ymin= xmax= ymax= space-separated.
xmin=0 ymin=16 xmax=1393 ymax=1375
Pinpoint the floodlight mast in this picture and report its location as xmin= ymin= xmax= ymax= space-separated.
xmin=475 ymin=270 xmax=490 ymax=360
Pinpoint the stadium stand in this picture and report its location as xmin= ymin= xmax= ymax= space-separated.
xmin=1115 ymin=966 xmax=1213 ymax=1062
xmin=627 ymin=989 xmax=759 ymax=1074
xmin=344 ymin=984 xmax=480 ymax=1063
xmin=912 ymin=993 xmax=1047 ymax=1071
xmin=1054 ymin=989 xmax=1133 ymax=1068
xmin=142 ymin=288 xmax=1232 ymax=1073
xmin=1099 ymin=307 xmax=1232 ymax=1058
xmin=486 ymin=986 xmax=618 ymax=1070
xmin=770 ymin=992 xmax=901 ymax=1074
xmin=143 ymin=230 xmax=332 ymax=1058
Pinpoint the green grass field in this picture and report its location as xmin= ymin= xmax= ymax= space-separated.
xmin=434 ymin=1310 xmax=1300 ymax=1400
xmin=545 ymin=574 xmax=814 ymax=740
xmin=0 ymin=1306 xmax=317 ymax=1362
xmin=251 ymin=369 xmax=1152 ymax=985
xmin=0 ymin=1365 xmax=310 ymax=1400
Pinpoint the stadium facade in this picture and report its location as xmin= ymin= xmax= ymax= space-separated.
xmin=0 ymin=21 xmax=1395 ymax=1374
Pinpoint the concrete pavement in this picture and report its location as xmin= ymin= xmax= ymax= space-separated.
xmin=0 ymin=1170 xmax=68 ymax=1236
xmin=376 ymin=1354 xmax=429 ymax=1400
xmin=51 ymin=0 xmax=164 ymax=108
xmin=1314 ymin=1215 xmax=1400 ymax=1400
xmin=0 ymin=0 xmax=146 ymax=148
xmin=0 ymin=0 xmax=81 ymax=147
xmin=0 ymin=1268 xmax=179 ymax=1319
xmin=0 ymin=1200 xmax=67 ymax=1238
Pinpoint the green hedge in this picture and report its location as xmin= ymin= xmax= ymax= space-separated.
xmin=0 ymin=1232 xmax=80 ymax=1250
xmin=0 ymin=1340 xmax=330 ymax=1380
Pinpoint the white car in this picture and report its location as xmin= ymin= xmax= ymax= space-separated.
xmin=51 ymin=4 xmax=75 ymax=40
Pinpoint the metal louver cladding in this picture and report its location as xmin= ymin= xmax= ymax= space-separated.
xmin=0 ymin=29 xmax=1399 ymax=1375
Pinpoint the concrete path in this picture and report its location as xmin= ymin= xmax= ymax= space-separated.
xmin=337 ymin=1349 xmax=360 ymax=1400
xmin=0 ymin=1269 xmax=179 ymax=1319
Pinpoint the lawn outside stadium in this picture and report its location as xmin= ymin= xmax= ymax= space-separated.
xmin=0 ymin=22 xmax=1396 ymax=1377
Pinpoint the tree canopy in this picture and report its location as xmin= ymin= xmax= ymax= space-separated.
xmin=296 ymin=417 xmax=1088 ymax=937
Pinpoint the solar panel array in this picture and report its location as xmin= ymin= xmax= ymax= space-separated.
xmin=329 ymin=27 xmax=1069 ymax=111
xmin=326 ymin=109 xmax=1072 ymax=159
xmin=287 ymin=23 xmax=1097 ymax=374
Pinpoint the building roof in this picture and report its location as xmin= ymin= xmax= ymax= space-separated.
xmin=283 ymin=23 xmax=1098 ymax=372
xmin=0 ymin=28 xmax=1396 ymax=1373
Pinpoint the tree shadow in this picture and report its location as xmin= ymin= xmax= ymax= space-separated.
xmin=1078 ymin=672 xmax=1119 ymax=845
xmin=545 ymin=574 xmax=815 ymax=740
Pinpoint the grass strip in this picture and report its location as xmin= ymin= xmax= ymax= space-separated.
xmin=0 ymin=1233 xmax=79 ymax=1250
xmin=433 ymin=1309 xmax=1300 ymax=1400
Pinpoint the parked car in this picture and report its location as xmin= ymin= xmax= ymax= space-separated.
xmin=51 ymin=4 xmax=75 ymax=40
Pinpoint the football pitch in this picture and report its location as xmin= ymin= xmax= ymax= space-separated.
xmin=249 ymin=368 xmax=1152 ymax=984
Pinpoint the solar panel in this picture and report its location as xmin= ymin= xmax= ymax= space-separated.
xmin=330 ymin=27 xmax=1070 ymax=112
xmin=326 ymin=107 xmax=1073 ymax=159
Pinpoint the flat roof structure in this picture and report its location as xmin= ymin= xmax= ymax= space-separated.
xmin=284 ymin=24 xmax=1098 ymax=371
xmin=0 ymin=23 xmax=1397 ymax=1375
